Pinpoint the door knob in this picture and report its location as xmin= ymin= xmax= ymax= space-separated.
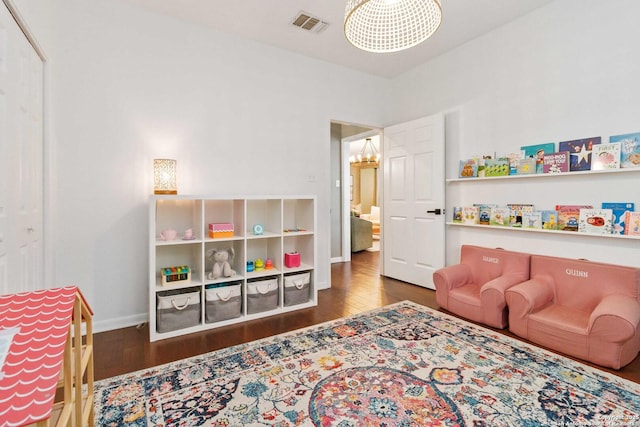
xmin=427 ymin=208 xmax=443 ymax=215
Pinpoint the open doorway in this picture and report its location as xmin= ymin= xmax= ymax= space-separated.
xmin=329 ymin=122 xmax=382 ymax=264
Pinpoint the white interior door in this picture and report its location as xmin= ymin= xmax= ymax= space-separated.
xmin=383 ymin=114 xmax=445 ymax=289
xmin=0 ymin=3 xmax=44 ymax=295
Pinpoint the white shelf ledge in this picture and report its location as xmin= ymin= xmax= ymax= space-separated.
xmin=447 ymin=167 xmax=640 ymax=183
xmin=446 ymin=222 xmax=640 ymax=240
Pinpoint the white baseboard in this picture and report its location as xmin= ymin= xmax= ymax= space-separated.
xmin=92 ymin=280 xmax=331 ymax=333
xmin=93 ymin=313 xmax=148 ymax=334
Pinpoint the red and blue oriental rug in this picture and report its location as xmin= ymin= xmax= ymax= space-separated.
xmin=94 ymin=301 xmax=640 ymax=426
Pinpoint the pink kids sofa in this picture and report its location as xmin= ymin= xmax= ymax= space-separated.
xmin=505 ymin=255 xmax=640 ymax=369
xmin=433 ymin=245 xmax=531 ymax=329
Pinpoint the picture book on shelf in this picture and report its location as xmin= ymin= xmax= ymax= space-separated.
xmin=517 ymin=158 xmax=537 ymax=175
xmin=489 ymin=207 xmax=511 ymax=226
xmin=473 ymin=204 xmax=496 ymax=225
xmin=502 ymin=151 xmax=525 ymax=175
xmin=462 ymin=206 xmax=479 ymax=224
xmin=459 ymin=159 xmax=478 ymax=178
xmin=507 ymin=204 xmax=535 ymax=227
xmin=522 ymin=211 xmax=542 ymax=229
xmin=624 ymin=211 xmax=640 ymax=236
xmin=484 ymin=158 xmax=509 ymax=177
xmin=452 ymin=206 xmax=463 ymax=223
xmin=578 ymin=208 xmax=613 ymax=234
xmin=601 ymin=202 xmax=634 ymax=235
xmin=555 ymin=205 xmax=593 ymax=231
xmin=521 ymin=143 xmax=555 ymax=173
xmin=543 ymin=151 xmax=570 ymax=174
xmin=558 ymin=137 xmax=601 ymax=171
xmin=540 ymin=210 xmax=558 ymax=230
xmin=610 ymin=132 xmax=640 ymax=169
xmin=591 ymin=143 xmax=621 ymax=170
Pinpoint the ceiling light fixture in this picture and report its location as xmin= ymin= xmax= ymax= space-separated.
xmin=350 ymin=138 xmax=380 ymax=165
xmin=344 ymin=0 xmax=442 ymax=53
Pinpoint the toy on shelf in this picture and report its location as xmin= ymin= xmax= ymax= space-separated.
xmin=160 ymin=265 xmax=191 ymax=286
xmin=207 ymin=247 xmax=236 ymax=279
xmin=160 ymin=229 xmax=178 ymax=241
xmin=209 ymin=223 xmax=234 ymax=238
xmin=265 ymin=258 xmax=274 ymax=269
xmin=254 ymin=258 xmax=264 ymax=271
xmin=285 ymin=251 xmax=301 ymax=268
xmin=246 ymin=261 xmax=254 ymax=272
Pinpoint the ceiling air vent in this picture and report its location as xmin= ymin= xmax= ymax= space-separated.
xmin=291 ymin=11 xmax=329 ymax=34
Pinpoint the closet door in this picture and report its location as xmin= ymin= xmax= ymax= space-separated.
xmin=0 ymin=3 xmax=44 ymax=294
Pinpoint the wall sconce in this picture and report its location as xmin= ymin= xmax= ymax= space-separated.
xmin=153 ymin=159 xmax=177 ymax=195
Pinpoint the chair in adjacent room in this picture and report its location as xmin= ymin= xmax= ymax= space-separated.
xmin=433 ymin=245 xmax=531 ymax=329
xmin=350 ymin=215 xmax=373 ymax=252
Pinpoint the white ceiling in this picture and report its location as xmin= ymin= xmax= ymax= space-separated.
xmin=119 ymin=0 xmax=555 ymax=79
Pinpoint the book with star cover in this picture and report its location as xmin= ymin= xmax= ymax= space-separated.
xmin=558 ymin=137 xmax=601 ymax=171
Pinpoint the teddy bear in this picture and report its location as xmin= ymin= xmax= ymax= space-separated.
xmin=206 ymin=247 xmax=236 ymax=279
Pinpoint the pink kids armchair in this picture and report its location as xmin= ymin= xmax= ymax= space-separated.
xmin=433 ymin=245 xmax=530 ymax=329
xmin=505 ymin=255 xmax=640 ymax=369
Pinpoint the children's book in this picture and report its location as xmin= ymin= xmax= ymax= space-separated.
xmin=458 ymin=159 xmax=478 ymax=178
xmin=601 ymin=202 xmax=634 ymax=235
xmin=558 ymin=137 xmax=601 ymax=171
xmin=502 ymin=151 xmax=525 ymax=175
xmin=507 ymin=204 xmax=535 ymax=227
xmin=540 ymin=210 xmax=558 ymax=230
xmin=591 ymin=143 xmax=621 ymax=170
xmin=489 ymin=207 xmax=511 ymax=226
xmin=462 ymin=206 xmax=479 ymax=224
xmin=520 ymin=143 xmax=555 ymax=174
xmin=452 ymin=206 xmax=463 ymax=223
xmin=543 ymin=151 xmax=570 ymax=174
xmin=484 ymin=159 xmax=509 ymax=177
xmin=555 ymin=205 xmax=593 ymax=231
xmin=624 ymin=211 xmax=640 ymax=236
xmin=473 ymin=204 xmax=497 ymax=225
xmin=610 ymin=132 xmax=640 ymax=169
xmin=522 ymin=211 xmax=542 ymax=229
xmin=517 ymin=158 xmax=537 ymax=175
xmin=578 ymin=208 xmax=613 ymax=234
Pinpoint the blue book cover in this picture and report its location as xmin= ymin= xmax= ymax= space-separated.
xmin=601 ymin=202 xmax=635 ymax=235
xmin=610 ymin=132 xmax=640 ymax=168
xmin=520 ymin=143 xmax=555 ymax=173
xmin=558 ymin=137 xmax=602 ymax=171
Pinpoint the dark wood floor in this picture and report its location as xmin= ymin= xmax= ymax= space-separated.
xmin=93 ymin=250 xmax=640 ymax=384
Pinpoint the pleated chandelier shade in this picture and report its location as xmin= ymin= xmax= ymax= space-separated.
xmin=344 ymin=0 xmax=442 ymax=53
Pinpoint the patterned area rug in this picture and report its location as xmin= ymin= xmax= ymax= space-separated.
xmin=94 ymin=301 xmax=640 ymax=426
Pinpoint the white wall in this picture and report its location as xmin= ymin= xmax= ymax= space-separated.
xmin=16 ymin=0 xmax=639 ymax=332
xmin=49 ymin=0 xmax=390 ymax=331
xmin=390 ymin=0 xmax=640 ymax=267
